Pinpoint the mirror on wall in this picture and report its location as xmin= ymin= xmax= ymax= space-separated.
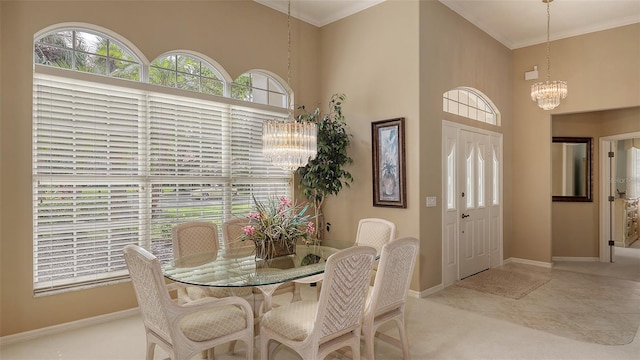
xmin=552 ymin=137 xmax=592 ymax=202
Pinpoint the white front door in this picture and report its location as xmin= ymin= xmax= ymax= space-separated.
xmin=458 ymin=129 xmax=491 ymax=278
xmin=442 ymin=122 xmax=502 ymax=285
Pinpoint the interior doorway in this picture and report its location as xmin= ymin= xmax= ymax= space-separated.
xmin=442 ymin=121 xmax=503 ymax=286
xmin=599 ymin=132 xmax=640 ymax=262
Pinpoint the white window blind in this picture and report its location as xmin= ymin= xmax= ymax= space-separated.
xmin=33 ymin=71 xmax=291 ymax=294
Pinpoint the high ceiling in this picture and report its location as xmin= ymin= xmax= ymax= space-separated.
xmin=255 ymin=0 xmax=640 ymax=49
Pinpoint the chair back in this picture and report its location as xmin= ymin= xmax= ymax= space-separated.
xmin=365 ymin=237 xmax=419 ymax=322
xmin=222 ymin=218 xmax=253 ymax=250
xmin=172 ymin=221 xmax=219 ymax=258
xmin=355 ymin=218 xmax=397 ymax=255
xmin=315 ymin=246 xmax=376 ymax=342
xmin=123 ymin=245 xmax=172 ymax=342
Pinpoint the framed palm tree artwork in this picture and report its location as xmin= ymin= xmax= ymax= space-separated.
xmin=371 ymin=117 xmax=406 ymax=208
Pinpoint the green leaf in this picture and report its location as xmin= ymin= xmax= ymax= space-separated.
xmin=295 ymin=93 xmax=353 ymax=223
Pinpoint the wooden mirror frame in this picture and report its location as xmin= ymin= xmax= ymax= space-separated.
xmin=552 ymin=137 xmax=593 ymax=202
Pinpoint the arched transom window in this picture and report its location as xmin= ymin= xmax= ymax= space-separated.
xmin=443 ymin=87 xmax=500 ymax=126
xmin=35 ymin=28 xmax=142 ymax=80
xmin=149 ymin=52 xmax=226 ymax=96
xmin=232 ymin=71 xmax=288 ymax=108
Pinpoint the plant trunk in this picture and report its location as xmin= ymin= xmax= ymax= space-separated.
xmin=313 ymin=193 xmax=325 ymax=240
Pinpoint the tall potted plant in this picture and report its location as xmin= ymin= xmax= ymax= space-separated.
xmin=296 ymin=93 xmax=353 ymax=239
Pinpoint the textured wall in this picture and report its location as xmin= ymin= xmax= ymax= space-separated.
xmin=0 ymin=0 xmax=320 ymax=336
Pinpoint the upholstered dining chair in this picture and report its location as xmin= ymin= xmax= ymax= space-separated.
xmin=123 ymin=245 xmax=254 ymax=360
xmin=355 ymin=218 xmax=397 ymax=284
xmin=172 ymin=221 xmax=252 ymax=357
xmin=222 ymin=218 xmax=255 ymax=251
xmin=172 ymin=221 xmax=219 ymax=257
xmin=362 ymin=236 xmax=419 ymax=360
xmin=354 ymin=218 xmax=397 ymax=255
xmin=172 ymin=221 xmax=231 ymax=302
xmin=222 ymin=218 xmax=301 ymax=313
xmin=259 ymin=246 xmax=376 ymax=360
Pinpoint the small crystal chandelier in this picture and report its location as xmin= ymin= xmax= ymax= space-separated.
xmin=262 ymin=0 xmax=317 ymax=171
xmin=531 ymin=0 xmax=567 ymax=110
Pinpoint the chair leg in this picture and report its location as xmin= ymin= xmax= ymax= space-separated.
xmin=146 ymin=341 xmax=156 ymax=360
xmin=259 ymin=337 xmax=270 ymax=360
xmin=396 ymin=319 xmax=410 ymax=359
xmin=292 ymin=282 xmax=302 ymax=302
xmin=228 ymin=340 xmax=238 ymax=354
xmin=362 ymin=325 xmax=375 ymax=360
xmin=243 ymin=337 xmax=254 ymax=360
xmin=351 ymin=338 xmax=361 ymax=360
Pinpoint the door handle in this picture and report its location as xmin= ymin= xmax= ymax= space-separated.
xmin=461 ymin=213 xmax=470 ymax=219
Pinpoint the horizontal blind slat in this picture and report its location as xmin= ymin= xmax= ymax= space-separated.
xmin=33 ymin=71 xmax=292 ymax=293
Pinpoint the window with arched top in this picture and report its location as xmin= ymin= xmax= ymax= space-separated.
xmin=32 ymin=26 xmax=292 ymax=295
xmin=232 ymin=71 xmax=288 ymax=108
xmin=149 ymin=52 xmax=225 ymax=96
xmin=35 ymin=28 xmax=142 ymax=80
xmin=443 ymin=88 xmax=500 ymax=126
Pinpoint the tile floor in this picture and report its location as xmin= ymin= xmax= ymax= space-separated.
xmin=427 ymin=260 xmax=640 ymax=345
xmin=1 ymin=248 xmax=639 ymax=360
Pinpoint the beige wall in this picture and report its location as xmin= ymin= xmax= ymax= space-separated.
xmin=2 ymin=0 xmax=639 ymax=338
xmin=418 ymin=1 xmax=513 ymax=289
xmin=319 ymin=0 xmax=513 ymax=292
xmin=318 ymin=0 xmax=421 ymax=287
xmin=317 ymin=0 xmax=514 ymax=292
xmin=511 ymin=24 xmax=640 ymax=263
xmin=551 ymin=112 xmax=602 ymax=257
xmin=552 ymin=107 xmax=640 ymax=257
xmin=0 ymin=0 xmax=320 ymax=336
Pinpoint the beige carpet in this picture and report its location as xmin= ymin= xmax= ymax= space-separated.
xmin=457 ymin=268 xmax=550 ymax=299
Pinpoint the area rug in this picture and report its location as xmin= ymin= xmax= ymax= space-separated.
xmin=457 ymin=268 xmax=550 ymax=299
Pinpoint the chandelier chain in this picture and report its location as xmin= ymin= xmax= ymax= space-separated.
xmin=546 ymin=0 xmax=551 ymax=81
xmin=287 ymin=0 xmax=292 ymax=117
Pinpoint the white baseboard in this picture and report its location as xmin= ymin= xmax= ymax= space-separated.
xmin=0 ymin=308 xmax=139 ymax=346
xmin=552 ymin=256 xmax=599 ymax=262
xmin=415 ymin=283 xmax=444 ymax=298
xmin=505 ymin=257 xmax=553 ymax=268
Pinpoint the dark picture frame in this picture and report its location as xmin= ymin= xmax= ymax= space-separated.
xmin=371 ymin=117 xmax=407 ymax=208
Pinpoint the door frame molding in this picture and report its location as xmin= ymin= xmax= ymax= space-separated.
xmin=598 ymin=131 xmax=640 ymax=262
xmin=442 ymin=120 xmax=503 ymax=286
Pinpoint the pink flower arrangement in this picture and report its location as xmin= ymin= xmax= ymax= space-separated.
xmin=241 ymin=196 xmax=317 ymax=258
xmin=242 ymin=225 xmax=255 ymax=236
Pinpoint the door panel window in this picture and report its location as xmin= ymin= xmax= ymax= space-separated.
xmin=466 ymin=144 xmax=475 ymax=209
xmin=477 ymin=144 xmax=485 ymax=207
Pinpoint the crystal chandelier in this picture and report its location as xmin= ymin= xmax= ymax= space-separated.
xmin=262 ymin=0 xmax=317 ymax=171
xmin=531 ymin=0 xmax=567 ymax=110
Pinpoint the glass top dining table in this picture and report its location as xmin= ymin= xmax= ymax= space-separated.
xmin=162 ymin=239 xmax=355 ymax=289
xmin=162 ymin=240 xmax=358 ymax=313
